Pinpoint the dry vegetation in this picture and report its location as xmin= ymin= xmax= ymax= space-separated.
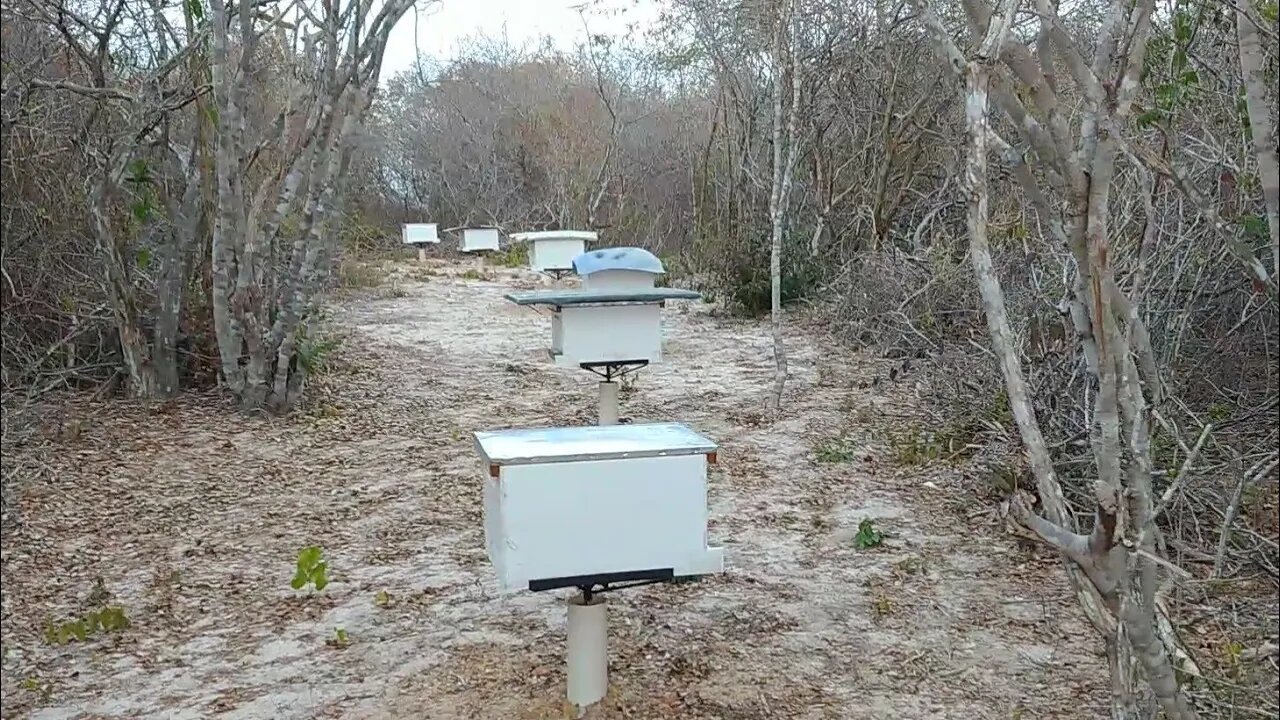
xmin=2 ymin=0 xmax=1278 ymax=717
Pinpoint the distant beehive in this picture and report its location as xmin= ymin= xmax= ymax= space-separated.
xmin=458 ymin=227 xmax=501 ymax=253
xmin=510 ymin=230 xmax=599 ymax=273
xmin=505 ymin=247 xmax=698 ymax=369
xmin=401 ymin=223 xmax=439 ymax=245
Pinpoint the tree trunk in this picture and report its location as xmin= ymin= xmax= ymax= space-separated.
xmin=768 ymin=0 xmax=800 ymax=411
xmin=1234 ymin=0 xmax=1280 ymax=277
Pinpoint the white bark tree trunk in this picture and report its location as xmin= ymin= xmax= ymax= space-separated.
xmin=768 ymin=0 xmax=801 ymax=411
xmin=206 ymin=0 xmax=414 ymax=411
xmin=917 ymin=0 xmax=1200 ymax=715
xmin=1234 ymin=0 xmax=1280 ymax=278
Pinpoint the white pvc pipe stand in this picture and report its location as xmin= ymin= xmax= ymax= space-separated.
xmin=416 ymin=246 xmax=427 ymax=262
xmin=598 ymin=381 xmax=619 ymax=426
xmin=567 ymin=592 xmax=608 ymax=715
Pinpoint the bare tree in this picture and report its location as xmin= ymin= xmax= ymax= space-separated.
xmin=915 ymin=0 xmax=1202 ymax=716
xmin=1233 ymin=0 xmax=1280 ymax=278
xmin=205 ymin=0 xmax=418 ymax=410
xmin=13 ymin=0 xmax=208 ymax=398
xmin=768 ymin=0 xmax=800 ymax=410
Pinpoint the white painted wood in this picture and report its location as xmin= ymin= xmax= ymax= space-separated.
xmin=530 ymin=237 xmax=587 ymax=272
xmin=510 ymin=231 xmax=598 ymax=272
xmin=552 ymin=303 xmax=662 ymax=367
xmin=402 ymin=223 xmax=439 ymax=245
xmin=480 ymin=453 xmax=723 ymax=592
xmin=460 ymin=227 xmax=500 ymax=252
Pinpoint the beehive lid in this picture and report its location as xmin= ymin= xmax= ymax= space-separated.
xmin=509 ymin=230 xmax=599 ymax=243
xmin=475 ymin=422 xmax=717 ymax=466
xmin=573 ymin=247 xmax=664 ymax=276
xmin=505 ymin=287 xmax=700 ymax=307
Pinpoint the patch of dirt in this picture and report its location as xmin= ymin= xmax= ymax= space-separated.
xmin=1 ymin=260 xmax=1106 ymax=719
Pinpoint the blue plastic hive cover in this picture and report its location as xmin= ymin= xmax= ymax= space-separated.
xmin=571 ymin=247 xmax=665 ymax=276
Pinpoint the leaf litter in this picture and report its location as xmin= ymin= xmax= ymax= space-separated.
xmin=2 ymin=260 xmax=1106 ymax=719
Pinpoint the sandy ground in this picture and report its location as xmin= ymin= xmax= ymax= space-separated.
xmin=1 ymin=260 xmax=1109 ymax=719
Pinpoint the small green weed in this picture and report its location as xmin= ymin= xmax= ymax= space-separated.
xmin=491 ymin=243 xmax=529 ymax=268
xmin=291 ymin=545 xmax=329 ymax=592
xmin=296 ymin=329 xmax=343 ymax=376
xmin=327 ymin=627 xmax=351 ymax=649
xmin=871 ymin=594 xmax=894 ymax=618
xmin=1207 ymin=402 xmax=1233 ymax=422
xmin=815 ymin=437 xmax=858 ymax=463
xmin=42 ymin=606 xmax=130 ymax=646
xmin=853 ymin=518 xmax=884 ymax=550
xmin=336 ymin=258 xmax=386 ymax=288
xmin=20 ymin=676 xmax=53 ymax=701
xmin=889 ymin=428 xmax=945 ymax=465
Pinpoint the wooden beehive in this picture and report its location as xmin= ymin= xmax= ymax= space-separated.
xmin=510 ymin=230 xmax=598 ymax=272
xmin=459 ymin=227 xmax=501 ymax=253
xmin=473 ymin=422 xmax=723 ymax=592
xmin=506 ymin=285 xmax=701 ymax=369
xmin=402 ymin=223 xmax=439 ymax=245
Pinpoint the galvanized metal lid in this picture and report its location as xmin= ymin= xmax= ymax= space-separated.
xmin=474 ymin=422 xmax=717 ymax=466
xmin=572 ymin=247 xmax=664 ymax=276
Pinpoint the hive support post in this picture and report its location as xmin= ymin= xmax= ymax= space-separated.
xmin=598 ymin=381 xmax=619 ymax=426
xmin=566 ymin=589 xmax=607 ymax=715
xmin=417 ymin=246 xmax=427 ymax=262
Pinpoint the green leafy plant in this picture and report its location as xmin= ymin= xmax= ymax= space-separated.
xmin=491 ymin=243 xmax=529 ymax=268
xmin=814 ymin=437 xmax=857 ymax=463
xmin=20 ymin=676 xmax=53 ymax=702
xmin=327 ymin=627 xmax=350 ymax=649
xmin=853 ymin=518 xmax=884 ymax=550
xmin=295 ymin=328 xmax=343 ymax=376
xmin=42 ymin=606 xmax=131 ymax=646
xmin=888 ymin=427 xmax=945 ymax=465
xmin=291 ymin=546 xmax=329 ymax=592
xmin=374 ymin=590 xmax=392 ymax=608
xmin=871 ymin=594 xmax=894 ymax=618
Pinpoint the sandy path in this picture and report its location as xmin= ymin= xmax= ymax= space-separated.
xmin=1 ymin=261 xmax=1107 ymax=719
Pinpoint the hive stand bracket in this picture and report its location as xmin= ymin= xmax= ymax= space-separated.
xmin=528 ymin=568 xmax=704 ymax=600
xmin=580 ymin=360 xmax=649 ymax=382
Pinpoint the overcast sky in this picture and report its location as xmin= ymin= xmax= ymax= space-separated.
xmin=380 ymin=0 xmax=664 ymax=79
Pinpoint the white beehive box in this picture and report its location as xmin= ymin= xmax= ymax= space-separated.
xmin=505 ymin=247 xmax=700 ymax=368
xmin=459 ymin=227 xmax=501 ymax=253
xmin=474 ymin=422 xmax=724 ymax=592
xmin=402 ymin=223 xmax=439 ymax=245
xmin=510 ymin=230 xmax=598 ymax=273
xmin=506 ymin=287 xmax=700 ymax=369
xmin=552 ymin=302 xmax=662 ymax=367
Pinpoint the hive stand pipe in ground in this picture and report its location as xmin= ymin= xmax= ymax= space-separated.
xmin=566 ymin=592 xmax=607 ymax=715
xmin=598 ymin=381 xmax=619 ymax=426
